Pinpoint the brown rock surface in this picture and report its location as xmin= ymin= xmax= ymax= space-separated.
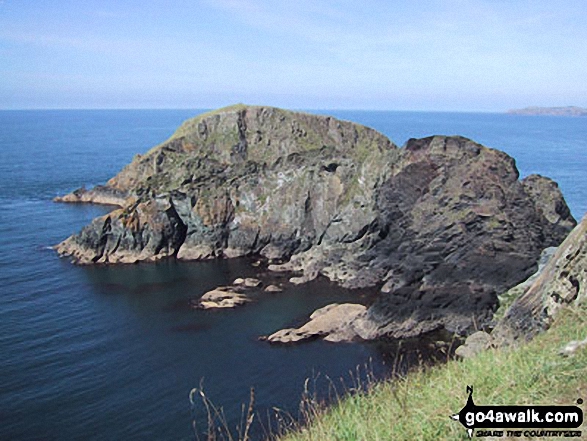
xmin=195 ymin=288 xmax=252 ymax=309
xmin=266 ymin=303 xmax=367 ymax=343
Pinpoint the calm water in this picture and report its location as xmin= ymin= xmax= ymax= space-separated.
xmin=0 ymin=109 xmax=585 ymax=440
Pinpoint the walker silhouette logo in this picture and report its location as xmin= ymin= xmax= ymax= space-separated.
xmin=450 ymin=386 xmax=583 ymax=438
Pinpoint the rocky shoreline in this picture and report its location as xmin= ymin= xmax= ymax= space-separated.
xmin=55 ymin=104 xmax=577 ymax=342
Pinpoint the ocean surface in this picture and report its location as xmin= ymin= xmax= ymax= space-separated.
xmin=0 ymin=109 xmax=585 ymax=440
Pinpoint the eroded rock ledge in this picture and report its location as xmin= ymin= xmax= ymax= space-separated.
xmin=55 ymin=104 xmax=576 ymax=339
xmin=54 ymin=185 xmax=127 ymax=206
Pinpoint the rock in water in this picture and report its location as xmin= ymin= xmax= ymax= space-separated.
xmin=265 ymin=303 xmax=367 ymax=343
xmin=195 ymin=288 xmax=252 ymax=309
xmin=55 ymin=105 xmax=576 ymax=339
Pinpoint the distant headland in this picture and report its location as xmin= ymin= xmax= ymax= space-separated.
xmin=507 ymin=106 xmax=587 ymax=116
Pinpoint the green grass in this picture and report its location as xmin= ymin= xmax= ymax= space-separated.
xmin=281 ymin=304 xmax=587 ymax=441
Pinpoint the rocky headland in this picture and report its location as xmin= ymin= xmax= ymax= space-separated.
xmin=507 ymin=106 xmax=587 ymax=117
xmin=55 ymin=104 xmax=576 ymax=340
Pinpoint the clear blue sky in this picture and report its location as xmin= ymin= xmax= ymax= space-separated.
xmin=1 ymin=0 xmax=586 ymax=111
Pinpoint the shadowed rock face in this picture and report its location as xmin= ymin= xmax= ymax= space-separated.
xmin=55 ymin=104 xmax=576 ymax=338
xmin=352 ymin=136 xmax=576 ymax=338
xmin=494 ymin=214 xmax=587 ymax=343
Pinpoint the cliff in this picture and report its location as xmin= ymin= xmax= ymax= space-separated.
xmin=494 ymin=214 xmax=587 ymax=343
xmin=55 ymin=105 xmax=576 ymax=338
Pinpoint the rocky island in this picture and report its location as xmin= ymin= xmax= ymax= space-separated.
xmin=507 ymin=106 xmax=587 ymax=116
xmin=55 ymin=104 xmax=576 ymax=340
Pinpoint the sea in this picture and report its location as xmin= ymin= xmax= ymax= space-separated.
xmin=0 ymin=109 xmax=585 ymax=440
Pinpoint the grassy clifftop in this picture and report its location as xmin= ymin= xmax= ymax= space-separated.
xmin=281 ymin=303 xmax=587 ymax=440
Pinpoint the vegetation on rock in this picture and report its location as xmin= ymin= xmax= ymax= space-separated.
xmin=55 ymin=105 xmax=576 ymax=339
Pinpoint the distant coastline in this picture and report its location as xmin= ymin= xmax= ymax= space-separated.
xmin=507 ymin=106 xmax=587 ymax=116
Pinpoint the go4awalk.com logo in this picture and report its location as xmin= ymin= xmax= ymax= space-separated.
xmin=450 ymin=386 xmax=583 ymax=438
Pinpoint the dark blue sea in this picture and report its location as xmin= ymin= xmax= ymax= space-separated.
xmin=0 ymin=109 xmax=585 ymax=440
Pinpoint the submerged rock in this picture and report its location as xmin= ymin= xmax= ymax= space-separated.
xmin=55 ymin=104 xmax=576 ymax=339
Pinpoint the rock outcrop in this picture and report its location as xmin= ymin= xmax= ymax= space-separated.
xmin=454 ymin=331 xmax=494 ymax=359
xmin=53 ymin=185 xmax=127 ymax=206
xmin=55 ymin=104 xmax=576 ymax=339
xmin=492 ymin=246 xmax=557 ymax=322
xmin=233 ymin=277 xmax=262 ymax=288
xmin=336 ymin=137 xmax=575 ymax=339
xmin=494 ymin=214 xmax=586 ymax=343
xmin=265 ymin=303 xmax=367 ymax=343
xmin=194 ymin=287 xmax=252 ymax=309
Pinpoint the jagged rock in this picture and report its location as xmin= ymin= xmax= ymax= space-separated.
xmin=233 ymin=278 xmax=245 ymax=285
xmin=348 ymin=136 xmax=575 ymax=339
xmin=195 ymin=288 xmax=252 ymax=309
xmin=455 ymin=331 xmax=494 ymax=358
xmin=494 ymin=214 xmax=587 ymax=343
xmin=55 ymin=197 xmax=186 ymax=263
xmin=264 ymin=284 xmax=283 ymax=292
xmin=265 ymin=303 xmax=367 ymax=343
xmin=55 ymin=105 xmax=576 ymax=339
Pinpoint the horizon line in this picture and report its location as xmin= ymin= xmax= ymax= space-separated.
xmin=0 ymin=106 xmax=506 ymax=114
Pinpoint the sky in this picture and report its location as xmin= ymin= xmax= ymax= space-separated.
xmin=0 ymin=0 xmax=586 ymax=111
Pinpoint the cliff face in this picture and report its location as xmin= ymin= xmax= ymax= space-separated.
xmin=55 ymin=105 xmax=576 ymax=337
xmin=494 ymin=214 xmax=587 ymax=342
xmin=57 ymin=105 xmax=398 ymax=267
xmin=349 ymin=137 xmax=576 ymax=338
